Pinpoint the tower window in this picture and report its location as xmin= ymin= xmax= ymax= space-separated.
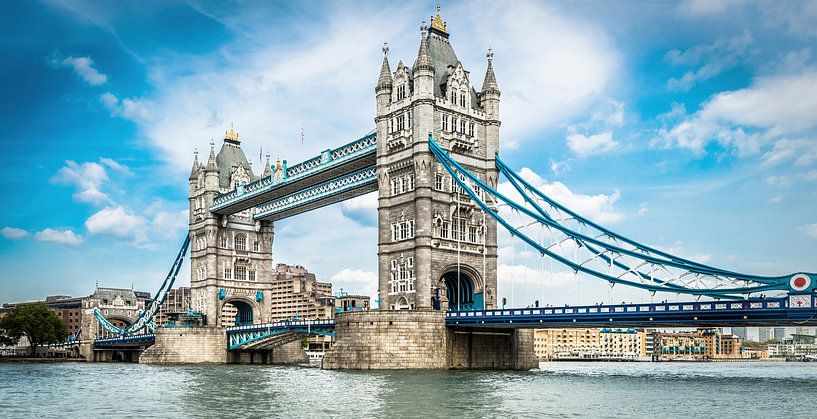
xmin=460 ymin=93 xmax=466 ymax=107
xmin=435 ymin=173 xmax=444 ymax=191
xmin=220 ymin=235 xmax=228 ymax=249
xmin=397 ymin=115 xmax=405 ymax=131
xmin=235 ymin=265 xmax=246 ymax=281
xmin=460 ymin=119 xmax=466 ymax=133
xmin=224 ymin=267 xmax=232 ymax=280
xmin=235 ymin=234 xmax=246 ymax=251
xmin=469 ymin=123 xmax=474 ymax=137
xmin=253 ymin=240 xmax=260 ymax=252
xmin=442 ymin=114 xmax=449 ymax=132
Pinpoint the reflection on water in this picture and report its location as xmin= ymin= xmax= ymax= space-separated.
xmin=1 ymin=361 xmax=815 ymax=417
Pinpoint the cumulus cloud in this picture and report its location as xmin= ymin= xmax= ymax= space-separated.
xmin=85 ymin=206 xmax=147 ymax=243
xmin=330 ymin=268 xmax=378 ymax=301
xmin=654 ymin=71 xmax=817 ymax=156
xmin=50 ymin=160 xmax=110 ymax=204
xmin=665 ymin=31 xmax=754 ymax=91
xmin=1 ymin=227 xmax=29 ymax=240
xmin=34 ymin=228 xmax=83 ymax=246
xmin=47 ymin=52 xmax=107 ymax=85
xmin=768 ymin=195 xmax=783 ymax=204
xmin=94 ymin=1 xmax=618 ymax=168
xmin=762 ymin=138 xmax=817 ymax=167
xmin=339 ymin=192 xmax=377 ymax=226
xmin=499 ymin=167 xmax=625 ymax=225
xmin=566 ymin=131 xmax=619 ymax=156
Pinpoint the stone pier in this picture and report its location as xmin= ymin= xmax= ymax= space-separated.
xmin=322 ymin=310 xmax=537 ymax=370
xmin=139 ymin=327 xmax=308 ymax=365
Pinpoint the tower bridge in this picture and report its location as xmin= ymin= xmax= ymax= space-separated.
xmin=85 ymin=5 xmax=816 ymax=369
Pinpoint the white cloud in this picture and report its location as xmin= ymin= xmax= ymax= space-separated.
xmin=637 ymin=203 xmax=649 ymax=216
xmin=100 ymin=157 xmax=133 ymax=176
xmin=762 ymin=138 xmax=817 ymax=167
xmin=339 ymin=192 xmax=377 ymax=226
xmin=48 ymin=52 xmax=107 ymax=85
xmin=665 ymin=31 xmax=754 ymax=91
xmin=549 ymin=159 xmax=571 ymax=175
xmin=677 ymin=0 xmax=747 ymax=15
xmin=566 ymin=131 xmax=619 ymax=156
xmin=763 ymin=175 xmax=791 ymax=188
xmin=50 ymin=160 xmax=110 ymax=204
xmin=96 ymin=1 xmax=618 ymax=168
xmin=85 ymin=206 xmax=147 ymax=243
xmin=655 ymin=72 xmax=817 ymax=156
xmin=659 ymin=241 xmax=712 ymax=264
xmin=803 ymin=223 xmax=817 ymax=239
xmin=150 ymin=209 xmax=188 ymax=239
xmin=330 ymin=268 xmax=378 ymax=302
xmin=1 ymin=227 xmax=29 ymax=240
xmin=34 ymin=228 xmax=83 ymax=246
xmin=99 ymin=92 xmax=151 ymax=121
xmin=768 ymin=195 xmax=783 ymax=204
xmin=591 ymin=100 xmax=625 ymax=127
xmin=523 ymin=167 xmax=623 ymax=224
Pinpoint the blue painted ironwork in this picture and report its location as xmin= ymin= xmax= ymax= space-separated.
xmin=446 ymin=295 xmax=817 ymax=328
xmin=93 ymin=235 xmax=190 ymax=337
xmin=253 ymin=167 xmax=376 ymax=220
xmin=211 ymin=133 xmax=376 ymax=212
xmin=94 ymin=334 xmax=156 ymax=347
xmin=428 ymin=136 xmax=816 ymax=297
xmin=226 ymin=320 xmax=335 ymax=350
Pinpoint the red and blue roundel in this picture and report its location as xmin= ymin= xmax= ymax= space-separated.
xmin=790 ymin=274 xmax=812 ymax=291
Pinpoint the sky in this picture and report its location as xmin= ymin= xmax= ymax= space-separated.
xmin=1 ymin=0 xmax=816 ymax=308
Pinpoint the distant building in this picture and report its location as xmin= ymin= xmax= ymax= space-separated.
xmin=266 ymin=264 xmax=335 ymax=351
xmin=774 ymin=327 xmax=786 ymax=342
xmin=336 ymin=293 xmax=371 ymax=313
xmin=758 ymin=327 xmax=772 ymax=342
xmin=655 ymin=328 xmax=742 ymax=360
xmin=2 ymin=295 xmax=84 ymax=335
xmin=731 ymin=327 xmax=748 ymax=341
xmin=154 ymin=287 xmax=192 ymax=326
xmin=534 ymin=328 xmax=647 ymax=361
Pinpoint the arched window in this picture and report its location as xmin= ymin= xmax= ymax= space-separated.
xmin=234 ymin=234 xmax=246 ymax=251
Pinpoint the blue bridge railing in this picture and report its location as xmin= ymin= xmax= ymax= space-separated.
xmin=446 ymin=294 xmax=817 ymax=328
xmin=211 ymin=133 xmax=376 ymax=212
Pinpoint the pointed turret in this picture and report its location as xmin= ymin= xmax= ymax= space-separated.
xmin=262 ymin=153 xmax=272 ymax=178
xmin=224 ymin=123 xmax=240 ymax=144
xmin=376 ymin=42 xmax=393 ymax=93
xmin=413 ymin=24 xmax=433 ymax=73
xmin=206 ymin=140 xmax=218 ymax=171
xmin=189 ymin=148 xmax=200 ymax=181
xmin=481 ymin=48 xmax=500 ymax=96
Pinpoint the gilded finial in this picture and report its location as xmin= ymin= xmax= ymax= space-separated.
xmin=430 ymin=1 xmax=447 ymax=33
xmin=225 ymin=122 xmax=240 ymax=143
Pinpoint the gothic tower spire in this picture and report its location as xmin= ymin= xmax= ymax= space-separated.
xmin=482 ymin=48 xmax=500 ymax=95
xmin=376 ymin=42 xmax=393 ymax=92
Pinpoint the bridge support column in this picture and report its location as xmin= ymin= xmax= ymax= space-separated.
xmin=323 ymin=310 xmax=449 ymax=369
xmin=228 ymin=341 xmax=308 ymax=365
xmin=140 ymin=327 xmax=228 ymax=364
xmin=447 ymin=329 xmax=537 ymax=370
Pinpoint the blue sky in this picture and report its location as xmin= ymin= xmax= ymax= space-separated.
xmin=1 ymin=0 xmax=816 ymax=306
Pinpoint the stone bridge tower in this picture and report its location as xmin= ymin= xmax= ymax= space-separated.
xmin=375 ymin=7 xmax=500 ymax=311
xmin=188 ymin=126 xmax=275 ymax=327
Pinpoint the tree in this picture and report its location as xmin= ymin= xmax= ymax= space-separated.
xmin=0 ymin=302 xmax=68 ymax=356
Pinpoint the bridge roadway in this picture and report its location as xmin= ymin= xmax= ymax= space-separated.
xmin=446 ymin=295 xmax=817 ymax=329
xmin=91 ymin=294 xmax=816 ymax=350
xmin=209 ymin=133 xmax=376 ymax=218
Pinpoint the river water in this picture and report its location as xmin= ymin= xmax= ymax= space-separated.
xmin=1 ymin=361 xmax=815 ymax=417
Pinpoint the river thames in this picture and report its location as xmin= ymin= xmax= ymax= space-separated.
xmin=1 ymin=361 xmax=816 ymax=417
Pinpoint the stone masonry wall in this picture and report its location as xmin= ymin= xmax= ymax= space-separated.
xmin=229 ymin=340 xmax=308 ymax=365
xmin=448 ymin=328 xmax=538 ymax=370
xmin=140 ymin=327 xmax=228 ymax=364
xmin=323 ymin=310 xmax=449 ymax=369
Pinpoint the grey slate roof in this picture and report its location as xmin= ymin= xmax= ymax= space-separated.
xmin=216 ymin=142 xmax=258 ymax=188
xmin=427 ymin=32 xmax=460 ymax=98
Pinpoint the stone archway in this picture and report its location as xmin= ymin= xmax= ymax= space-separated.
xmin=221 ymin=298 xmax=257 ymax=327
xmin=438 ymin=265 xmax=484 ymax=311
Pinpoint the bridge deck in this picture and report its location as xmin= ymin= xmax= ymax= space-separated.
xmin=210 ymin=134 xmax=375 ymax=216
xmin=446 ymin=296 xmax=817 ymax=329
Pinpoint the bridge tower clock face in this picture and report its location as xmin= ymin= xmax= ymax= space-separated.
xmin=789 ymin=294 xmax=812 ymax=308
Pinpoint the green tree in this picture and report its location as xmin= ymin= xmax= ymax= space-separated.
xmin=0 ymin=303 xmax=68 ymax=356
